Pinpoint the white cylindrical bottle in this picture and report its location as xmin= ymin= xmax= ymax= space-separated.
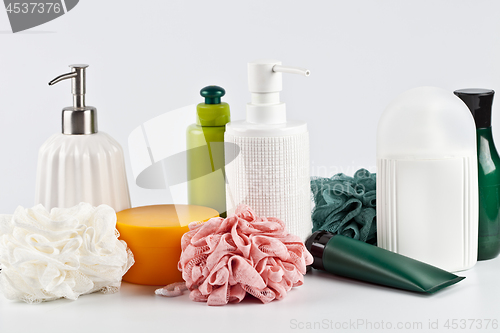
xmin=376 ymin=86 xmax=478 ymax=272
xmin=225 ymin=60 xmax=312 ymax=241
xmin=35 ymin=64 xmax=131 ymax=212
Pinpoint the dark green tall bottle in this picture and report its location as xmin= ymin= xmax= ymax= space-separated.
xmin=455 ymin=89 xmax=500 ymax=260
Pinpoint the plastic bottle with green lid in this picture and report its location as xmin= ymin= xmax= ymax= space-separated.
xmin=187 ymin=85 xmax=230 ymax=217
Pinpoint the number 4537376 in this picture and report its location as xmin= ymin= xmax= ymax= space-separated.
xmin=6 ymin=3 xmax=62 ymax=14
xmin=444 ymin=319 xmax=498 ymax=330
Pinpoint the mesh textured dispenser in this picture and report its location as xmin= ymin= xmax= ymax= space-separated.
xmin=225 ymin=59 xmax=312 ymax=241
xmin=376 ymin=86 xmax=478 ymax=272
xmin=35 ymin=64 xmax=131 ymax=212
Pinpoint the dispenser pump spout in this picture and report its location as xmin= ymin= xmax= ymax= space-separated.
xmin=49 ymin=64 xmax=97 ymax=135
xmin=49 ymin=64 xmax=88 ymax=109
xmin=272 ymin=65 xmax=310 ymax=77
xmin=246 ymin=60 xmax=309 ymax=124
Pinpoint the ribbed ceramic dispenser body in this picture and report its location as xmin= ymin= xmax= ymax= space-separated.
xmin=376 ymin=86 xmax=478 ymax=272
xmin=37 ymin=64 xmax=131 ymax=212
xmin=35 ymin=132 xmax=131 ymax=212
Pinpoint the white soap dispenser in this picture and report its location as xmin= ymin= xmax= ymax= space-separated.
xmin=377 ymin=86 xmax=478 ymax=272
xmin=35 ymin=64 xmax=131 ymax=212
xmin=225 ymin=59 xmax=312 ymax=241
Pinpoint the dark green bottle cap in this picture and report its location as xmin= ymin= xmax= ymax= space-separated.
xmin=201 ymin=86 xmax=225 ymax=104
xmin=454 ymin=89 xmax=494 ymax=129
xmin=196 ymin=85 xmax=231 ymax=126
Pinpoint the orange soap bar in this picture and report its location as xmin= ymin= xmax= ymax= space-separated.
xmin=116 ymin=204 xmax=219 ymax=286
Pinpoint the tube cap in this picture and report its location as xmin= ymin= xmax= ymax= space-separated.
xmin=454 ymin=88 xmax=495 ymax=128
xmin=305 ymin=230 xmax=335 ymax=271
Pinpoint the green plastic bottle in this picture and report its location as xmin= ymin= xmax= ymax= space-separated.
xmin=455 ymin=89 xmax=500 ymax=260
xmin=187 ymin=86 xmax=230 ymax=217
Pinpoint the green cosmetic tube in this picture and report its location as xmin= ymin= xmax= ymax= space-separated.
xmin=306 ymin=231 xmax=465 ymax=294
xmin=455 ymin=89 xmax=500 ymax=261
xmin=187 ymin=86 xmax=230 ymax=217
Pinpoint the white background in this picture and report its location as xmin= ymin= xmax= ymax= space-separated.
xmin=1 ymin=0 xmax=500 ymax=212
xmin=1 ymin=1 xmax=500 ymax=332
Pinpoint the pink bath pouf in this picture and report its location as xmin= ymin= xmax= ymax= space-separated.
xmin=176 ymin=205 xmax=313 ymax=306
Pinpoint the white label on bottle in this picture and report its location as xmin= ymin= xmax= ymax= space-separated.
xmin=395 ymin=158 xmax=466 ymax=271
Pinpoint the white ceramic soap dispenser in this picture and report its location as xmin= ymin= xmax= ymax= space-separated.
xmin=225 ymin=59 xmax=312 ymax=241
xmin=35 ymin=64 xmax=131 ymax=212
xmin=377 ymin=86 xmax=478 ymax=272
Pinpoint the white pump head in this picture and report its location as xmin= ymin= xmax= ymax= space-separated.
xmin=247 ymin=59 xmax=310 ymax=124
